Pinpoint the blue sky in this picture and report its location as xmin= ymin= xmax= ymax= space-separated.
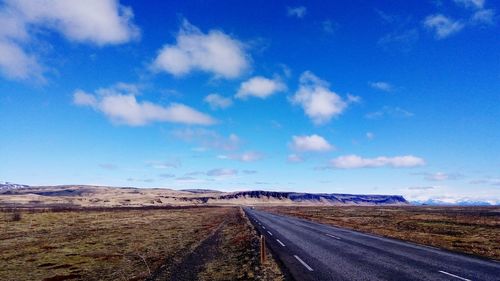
xmin=1 ymin=0 xmax=499 ymax=203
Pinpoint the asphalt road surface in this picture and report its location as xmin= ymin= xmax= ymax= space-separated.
xmin=244 ymin=208 xmax=500 ymax=281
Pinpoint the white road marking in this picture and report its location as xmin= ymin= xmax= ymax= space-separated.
xmin=326 ymin=233 xmax=341 ymax=240
xmin=294 ymin=255 xmax=314 ymax=271
xmin=267 ymin=231 xmax=273 ymax=236
xmin=438 ymin=271 xmax=471 ymax=281
xmin=276 ymin=239 xmax=285 ymax=247
xmin=262 ymin=226 xmax=265 ymax=229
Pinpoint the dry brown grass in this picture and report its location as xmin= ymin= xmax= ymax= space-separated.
xmin=199 ymin=208 xmax=284 ymax=281
xmin=0 ymin=207 xmax=231 ymax=281
xmin=262 ymin=206 xmax=500 ymax=260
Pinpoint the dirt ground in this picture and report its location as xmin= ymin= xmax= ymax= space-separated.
xmin=0 ymin=207 xmax=284 ymax=281
xmin=261 ymin=206 xmax=500 ymax=260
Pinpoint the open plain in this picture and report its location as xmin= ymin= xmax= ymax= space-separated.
xmin=0 ymin=207 xmax=283 ymax=281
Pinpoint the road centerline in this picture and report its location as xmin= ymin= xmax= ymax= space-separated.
xmin=326 ymin=233 xmax=341 ymax=240
xmin=294 ymin=255 xmax=314 ymax=271
xmin=267 ymin=231 xmax=273 ymax=236
xmin=276 ymin=239 xmax=285 ymax=247
xmin=438 ymin=270 xmax=471 ymax=281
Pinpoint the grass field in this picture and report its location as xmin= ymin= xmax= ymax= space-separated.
xmin=0 ymin=207 xmax=283 ymax=281
xmin=262 ymin=206 xmax=500 ymax=260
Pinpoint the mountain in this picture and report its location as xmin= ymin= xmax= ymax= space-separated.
xmin=0 ymin=182 xmax=30 ymax=190
xmin=411 ymin=199 xmax=496 ymax=206
xmin=0 ymin=183 xmax=408 ymax=208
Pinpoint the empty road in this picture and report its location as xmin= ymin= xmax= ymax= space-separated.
xmin=244 ymin=208 xmax=500 ymax=281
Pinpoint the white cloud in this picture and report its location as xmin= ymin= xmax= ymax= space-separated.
xmin=152 ymin=19 xmax=249 ymax=79
xmin=370 ymin=81 xmax=394 ymax=92
xmin=424 ymin=14 xmax=464 ymax=39
xmin=330 ymin=155 xmax=425 ymax=169
xmin=290 ymin=134 xmax=333 ymax=152
xmin=366 ymin=132 xmax=375 ymax=140
xmin=73 ymin=85 xmax=215 ymax=126
xmin=471 ymin=9 xmax=495 ymax=25
xmin=218 ymin=151 xmax=263 ymax=162
xmin=206 ymin=168 xmax=238 ymax=177
xmin=0 ymin=0 xmax=139 ymax=80
xmin=235 ymin=76 xmax=286 ymax=99
xmin=291 ymin=71 xmax=353 ymax=125
xmin=172 ymin=129 xmax=240 ymax=151
xmin=287 ymin=6 xmax=307 ymax=18
xmin=204 ymin=93 xmax=233 ymax=109
xmin=454 ymin=0 xmax=484 ymax=9
xmin=9 ymin=0 xmax=139 ymax=45
xmin=287 ymin=154 xmax=304 ymax=163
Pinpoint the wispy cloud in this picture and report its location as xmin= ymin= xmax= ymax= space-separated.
xmin=423 ymin=14 xmax=464 ymax=39
xmin=218 ymin=151 xmax=263 ymax=162
xmin=470 ymin=9 xmax=495 ymax=25
xmin=287 ymin=154 xmax=304 ymax=163
xmin=99 ymin=163 xmax=118 ymax=170
xmin=370 ymin=81 xmax=394 ymax=92
xmin=127 ymin=178 xmax=154 ymax=183
xmin=204 ymin=93 xmax=233 ymax=110
xmin=322 ymin=20 xmax=337 ymax=34
xmin=412 ymin=171 xmax=463 ymax=181
xmin=330 ymin=155 xmax=425 ymax=169
xmin=454 ymin=0 xmax=484 ymax=9
xmin=378 ymin=28 xmax=419 ymax=51
xmin=206 ymin=168 xmax=238 ymax=177
xmin=366 ymin=132 xmax=375 ymax=140
xmin=408 ymin=186 xmax=435 ymax=190
xmin=469 ymin=178 xmax=500 ymax=186
xmin=287 ymin=6 xmax=307 ymax=18
xmin=146 ymin=159 xmax=181 ymax=169
xmin=172 ymin=129 xmax=240 ymax=151
xmin=158 ymin=173 xmax=175 ymax=178
xmin=366 ymin=106 xmax=414 ymax=119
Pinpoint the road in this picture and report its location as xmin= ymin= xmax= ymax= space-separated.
xmin=244 ymin=208 xmax=500 ymax=281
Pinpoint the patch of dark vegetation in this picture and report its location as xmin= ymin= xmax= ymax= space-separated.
xmin=0 ymin=205 xmax=219 ymax=214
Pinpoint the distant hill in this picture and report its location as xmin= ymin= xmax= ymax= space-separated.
xmin=0 ymin=183 xmax=408 ymax=208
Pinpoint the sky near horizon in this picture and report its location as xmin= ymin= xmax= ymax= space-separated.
xmin=0 ymin=0 xmax=499 ymax=204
